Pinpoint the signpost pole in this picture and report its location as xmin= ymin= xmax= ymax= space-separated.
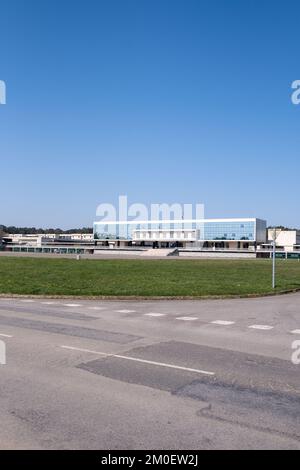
xmin=272 ymin=233 xmax=276 ymax=289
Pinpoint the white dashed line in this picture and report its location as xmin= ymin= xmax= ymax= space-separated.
xmin=248 ymin=325 xmax=274 ymax=330
xmin=211 ymin=320 xmax=235 ymax=326
xmin=63 ymin=304 xmax=82 ymax=307
xmin=88 ymin=307 xmax=105 ymax=311
xmin=176 ymin=316 xmax=198 ymax=321
xmin=41 ymin=301 xmax=57 ymax=305
xmin=144 ymin=313 xmax=166 ymax=317
xmin=61 ymin=345 xmax=215 ymax=376
xmin=115 ymin=310 xmax=136 ymax=314
xmin=291 ymin=329 xmax=300 ymax=335
xmin=0 ymin=333 xmax=13 ymax=338
xmin=20 ymin=299 xmax=35 ymax=303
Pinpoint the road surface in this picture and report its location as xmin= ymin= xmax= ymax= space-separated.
xmin=0 ymin=294 xmax=299 ymax=449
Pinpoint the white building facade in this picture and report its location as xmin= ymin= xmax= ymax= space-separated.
xmin=267 ymin=228 xmax=300 ymax=252
xmin=94 ymin=218 xmax=267 ymax=250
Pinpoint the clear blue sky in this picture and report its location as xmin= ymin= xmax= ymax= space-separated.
xmin=0 ymin=0 xmax=299 ymax=229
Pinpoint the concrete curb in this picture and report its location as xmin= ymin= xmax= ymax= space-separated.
xmin=0 ymin=288 xmax=299 ymax=301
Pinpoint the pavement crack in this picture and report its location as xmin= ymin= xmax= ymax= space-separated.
xmin=196 ymin=407 xmax=300 ymax=444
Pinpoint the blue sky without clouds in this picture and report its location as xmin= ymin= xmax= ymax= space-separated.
xmin=0 ymin=0 xmax=299 ymax=229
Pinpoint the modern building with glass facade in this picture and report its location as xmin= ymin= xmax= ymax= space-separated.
xmin=93 ymin=218 xmax=267 ymax=250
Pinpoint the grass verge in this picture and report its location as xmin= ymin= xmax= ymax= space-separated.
xmin=0 ymin=257 xmax=300 ymax=298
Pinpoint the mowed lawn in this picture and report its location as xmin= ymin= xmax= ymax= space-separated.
xmin=0 ymin=257 xmax=300 ymax=298
xmin=0 ymin=257 xmax=300 ymax=297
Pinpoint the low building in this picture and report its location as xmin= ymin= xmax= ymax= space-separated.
xmin=93 ymin=218 xmax=267 ymax=250
xmin=57 ymin=233 xmax=94 ymax=242
xmin=2 ymin=234 xmax=55 ymax=246
xmin=267 ymin=228 xmax=300 ymax=252
xmin=2 ymin=233 xmax=94 ymax=247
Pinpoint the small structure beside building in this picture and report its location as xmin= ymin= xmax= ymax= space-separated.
xmin=0 ymin=232 xmax=95 ymax=255
xmin=266 ymin=228 xmax=300 ymax=252
xmin=2 ymin=233 xmax=94 ymax=247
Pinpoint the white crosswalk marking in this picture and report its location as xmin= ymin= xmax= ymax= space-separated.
xmin=248 ymin=325 xmax=274 ymax=330
xmin=115 ymin=309 xmax=136 ymax=314
xmin=211 ymin=320 xmax=235 ymax=326
xmin=144 ymin=313 xmax=166 ymax=317
xmin=176 ymin=316 xmax=198 ymax=321
xmin=63 ymin=304 xmax=82 ymax=307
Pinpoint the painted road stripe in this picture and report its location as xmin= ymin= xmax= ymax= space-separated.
xmin=176 ymin=317 xmax=198 ymax=321
xmin=115 ymin=310 xmax=136 ymax=314
xmin=291 ymin=329 xmax=300 ymax=335
xmin=176 ymin=316 xmax=198 ymax=321
xmin=144 ymin=313 xmax=166 ymax=317
xmin=61 ymin=345 xmax=215 ymax=376
xmin=41 ymin=301 xmax=57 ymax=305
xmin=88 ymin=306 xmax=105 ymax=311
xmin=20 ymin=299 xmax=35 ymax=303
xmin=211 ymin=320 xmax=235 ymax=326
xmin=248 ymin=325 xmax=274 ymax=330
xmin=0 ymin=333 xmax=13 ymax=338
xmin=63 ymin=304 xmax=82 ymax=307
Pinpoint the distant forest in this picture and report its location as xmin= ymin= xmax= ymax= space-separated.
xmin=267 ymin=225 xmax=298 ymax=231
xmin=0 ymin=225 xmax=93 ymax=235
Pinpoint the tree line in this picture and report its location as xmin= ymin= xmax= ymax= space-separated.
xmin=0 ymin=225 xmax=93 ymax=235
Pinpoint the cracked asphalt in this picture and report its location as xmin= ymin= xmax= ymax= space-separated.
xmin=0 ymin=294 xmax=299 ymax=449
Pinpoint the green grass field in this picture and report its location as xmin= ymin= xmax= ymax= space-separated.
xmin=0 ymin=256 xmax=300 ymax=298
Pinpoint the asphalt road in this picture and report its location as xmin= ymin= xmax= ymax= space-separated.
xmin=0 ymin=294 xmax=299 ymax=449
